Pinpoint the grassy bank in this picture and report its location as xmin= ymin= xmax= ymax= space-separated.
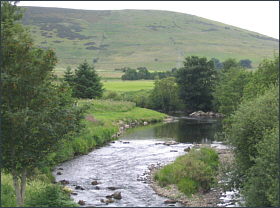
xmin=154 ymin=147 xmax=219 ymax=197
xmin=1 ymin=99 xmax=167 ymax=207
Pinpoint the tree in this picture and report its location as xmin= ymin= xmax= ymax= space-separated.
xmin=175 ymin=56 xmax=216 ymax=112
xmin=222 ymin=58 xmax=238 ymax=72
xmin=243 ymin=52 xmax=279 ymax=100
xmin=71 ymin=60 xmax=103 ymax=99
xmin=239 ymin=59 xmax=252 ymax=68
xmin=225 ymin=85 xmax=279 ymax=206
xmin=212 ymin=67 xmax=252 ymax=116
xmin=211 ymin=58 xmax=223 ymax=70
xmin=148 ymin=77 xmax=183 ymax=111
xmin=1 ymin=2 xmax=87 ymax=206
xmin=63 ymin=66 xmax=74 ymax=86
xmin=121 ymin=68 xmax=138 ymax=80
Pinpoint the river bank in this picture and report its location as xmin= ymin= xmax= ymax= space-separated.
xmin=144 ymin=144 xmax=236 ymax=207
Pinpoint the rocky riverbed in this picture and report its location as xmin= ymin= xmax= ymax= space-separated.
xmin=140 ymin=144 xmax=236 ymax=207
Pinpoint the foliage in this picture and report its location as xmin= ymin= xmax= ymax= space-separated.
xmin=225 ymin=85 xmax=279 ymax=206
xmin=239 ymin=59 xmax=252 ymax=68
xmin=66 ymin=60 xmax=104 ymax=99
xmin=211 ymin=58 xmax=223 ymax=70
xmin=241 ymin=128 xmax=279 ymax=207
xmin=154 ymin=148 xmax=219 ymax=196
xmin=1 ymin=2 xmax=87 ymax=206
xmin=148 ymin=77 xmax=183 ymax=111
xmin=121 ymin=68 xmax=176 ymax=80
xmin=27 ymin=184 xmax=78 ymax=207
xmin=175 ymin=56 xmax=217 ymax=112
xmin=221 ymin=58 xmax=239 ymax=72
xmin=212 ymin=67 xmax=252 ymax=116
xmin=243 ymin=51 xmax=279 ymax=100
xmin=121 ymin=68 xmax=139 ymax=80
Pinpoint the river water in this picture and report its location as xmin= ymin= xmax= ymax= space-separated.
xmin=53 ymin=114 xmax=235 ymax=207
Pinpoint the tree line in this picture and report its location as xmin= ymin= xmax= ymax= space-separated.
xmin=1 ymin=2 xmax=278 ymax=207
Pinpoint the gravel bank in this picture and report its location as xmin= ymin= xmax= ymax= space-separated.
xmin=143 ymin=144 xmax=235 ymax=207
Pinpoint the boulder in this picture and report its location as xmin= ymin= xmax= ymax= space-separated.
xmin=170 ymin=150 xmax=178 ymax=152
xmin=164 ymin=141 xmax=179 ymax=146
xmin=78 ymin=200 xmax=86 ymax=205
xmin=143 ymin=121 xmax=148 ymax=125
xmin=57 ymin=171 xmax=62 ymax=175
xmin=113 ymin=191 xmax=122 ymax=199
xmin=59 ymin=180 xmax=69 ymax=185
xmin=164 ymin=200 xmax=177 ymax=204
xmin=92 ymin=180 xmax=98 ymax=185
xmin=184 ymin=147 xmax=191 ymax=152
xmin=106 ymin=199 xmax=114 ymax=204
xmin=107 ymin=186 xmax=116 ymax=190
xmin=75 ymin=185 xmax=85 ymax=190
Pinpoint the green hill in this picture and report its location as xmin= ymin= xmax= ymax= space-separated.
xmin=20 ymin=6 xmax=279 ymax=77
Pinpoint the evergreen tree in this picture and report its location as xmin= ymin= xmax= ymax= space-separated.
xmin=72 ymin=60 xmax=103 ymax=99
xmin=63 ymin=66 xmax=74 ymax=87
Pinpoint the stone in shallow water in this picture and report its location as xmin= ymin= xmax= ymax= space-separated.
xmin=113 ymin=191 xmax=122 ymax=199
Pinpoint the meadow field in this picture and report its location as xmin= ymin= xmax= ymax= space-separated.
xmin=102 ymin=80 xmax=155 ymax=91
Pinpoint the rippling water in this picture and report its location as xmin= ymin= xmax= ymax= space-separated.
xmin=53 ymin=116 xmax=228 ymax=207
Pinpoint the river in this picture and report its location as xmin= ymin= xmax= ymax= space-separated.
xmin=52 ymin=114 xmax=236 ymax=207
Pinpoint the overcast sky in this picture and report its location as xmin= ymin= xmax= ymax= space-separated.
xmin=18 ymin=1 xmax=279 ymax=39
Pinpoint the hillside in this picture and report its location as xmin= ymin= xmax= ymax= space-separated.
xmin=20 ymin=6 xmax=279 ymax=76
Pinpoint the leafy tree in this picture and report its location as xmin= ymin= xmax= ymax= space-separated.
xmin=212 ymin=67 xmax=252 ymax=116
xmin=211 ymin=58 xmax=223 ymax=70
xmin=121 ymin=68 xmax=138 ymax=80
xmin=243 ymin=51 xmax=279 ymax=100
xmin=137 ymin=67 xmax=150 ymax=79
xmin=71 ymin=60 xmax=103 ymax=99
xmin=239 ymin=59 xmax=252 ymax=68
xmin=242 ymin=127 xmax=279 ymax=207
xmin=225 ymin=85 xmax=279 ymax=196
xmin=148 ymin=77 xmax=183 ymax=111
xmin=1 ymin=2 xmax=86 ymax=206
xmin=175 ymin=56 xmax=216 ymax=112
xmin=222 ymin=58 xmax=238 ymax=72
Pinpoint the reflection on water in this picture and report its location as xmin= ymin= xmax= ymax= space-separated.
xmin=123 ymin=116 xmax=224 ymax=144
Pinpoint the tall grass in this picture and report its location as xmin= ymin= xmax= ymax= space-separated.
xmin=1 ymin=171 xmax=78 ymax=207
xmin=154 ymin=148 xmax=219 ymax=197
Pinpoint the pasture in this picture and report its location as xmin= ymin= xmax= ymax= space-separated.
xmin=102 ymin=80 xmax=155 ymax=92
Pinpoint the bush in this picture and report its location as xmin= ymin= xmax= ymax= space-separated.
xmin=27 ymin=184 xmax=78 ymax=207
xmin=225 ymin=84 xmax=279 ymax=206
xmin=154 ymin=148 xmax=219 ymax=196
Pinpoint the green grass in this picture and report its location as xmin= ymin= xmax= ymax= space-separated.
xmin=102 ymin=80 xmax=155 ymax=91
xmin=154 ymin=148 xmax=219 ymax=197
xmin=20 ymin=6 xmax=278 ymax=75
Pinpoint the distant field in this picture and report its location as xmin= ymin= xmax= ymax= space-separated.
xmin=102 ymin=80 xmax=155 ymax=91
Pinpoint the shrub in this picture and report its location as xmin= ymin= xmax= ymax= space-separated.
xmin=27 ymin=184 xmax=78 ymax=207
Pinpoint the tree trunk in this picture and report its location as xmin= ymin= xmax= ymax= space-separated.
xmin=11 ymin=145 xmax=27 ymax=207
xmin=12 ymin=168 xmax=27 ymax=207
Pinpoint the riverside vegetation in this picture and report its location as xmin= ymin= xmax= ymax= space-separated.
xmin=2 ymin=2 xmax=279 ymax=207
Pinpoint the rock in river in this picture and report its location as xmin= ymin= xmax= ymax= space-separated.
xmin=113 ymin=191 xmax=122 ymax=199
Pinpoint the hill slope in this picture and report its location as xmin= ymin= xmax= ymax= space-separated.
xmin=20 ymin=6 xmax=278 ymax=76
